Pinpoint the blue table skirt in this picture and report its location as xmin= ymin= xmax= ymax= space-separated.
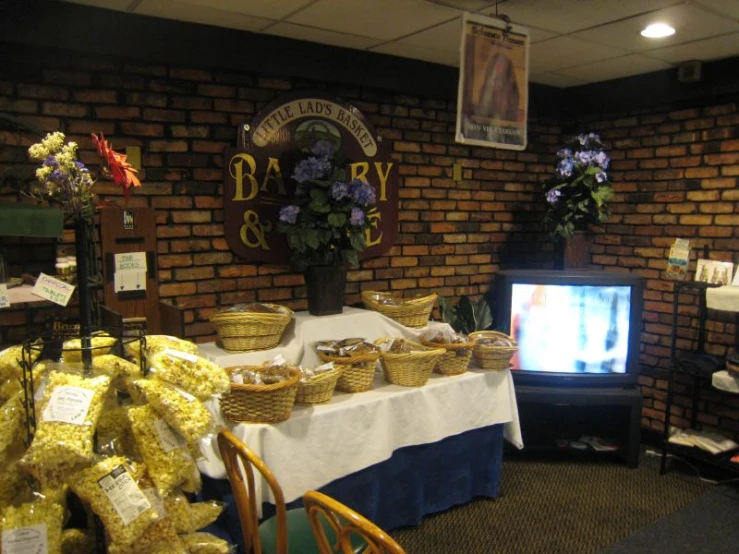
xmin=202 ymin=423 xmax=504 ymax=549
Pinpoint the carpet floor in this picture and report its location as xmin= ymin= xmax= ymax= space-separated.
xmin=390 ymin=449 xmax=719 ymax=554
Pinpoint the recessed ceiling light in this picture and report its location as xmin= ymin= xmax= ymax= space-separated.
xmin=641 ymin=23 xmax=675 ymax=38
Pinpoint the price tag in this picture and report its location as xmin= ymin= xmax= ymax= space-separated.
xmin=97 ymin=465 xmax=151 ymax=526
xmin=31 ymin=273 xmax=75 ymax=306
xmin=42 ymin=386 xmax=94 ymax=425
xmin=0 ymin=284 xmax=9 ymax=309
xmin=2 ymin=524 xmax=48 ymax=554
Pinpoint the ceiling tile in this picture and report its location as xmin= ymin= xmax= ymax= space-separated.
xmin=135 ymin=0 xmax=276 ymax=32
xmin=59 ymin=0 xmax=135 ymax=10
xmin=422 ymin=0 xmax=497 ymax=11
xmin=557 ymin=54 xmax=673 ymax=83
xmin=645 ymin=32 xmax=739 ymax=63
xmin=287 ymin=0 xmax=461 ymax=41
xmin=370 ymin=42 xmax=460 ymax=67
xmin=694 ymin=0 xmax=739 ymax=20
xmin=529 ymin=72 xmax=589 ymax=88
xmin=398 ymin=18 xmax=463 ymax=53
xmin=497 ymin=0 xmax=684 ymax=34
xmin=169 ymin=0 xmax=315 ymax=20
xmin=571 ymin=4 xmax=739 ymax=53
xmin=265 ymin=22 xmax=383 ymax=51
xmin=529 ymin=36 xmax=629 ymax=74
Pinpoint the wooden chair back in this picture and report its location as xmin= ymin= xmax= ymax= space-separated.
xmin=302 ymin=491 xmax=406 ymax=554
xmin=217 ymin=428 xmax=288 ymax=554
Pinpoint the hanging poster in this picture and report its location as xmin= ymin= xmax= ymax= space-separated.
xmin=223 ymin=91 xmax=398 ymax=264
xmin=455 ymin=12 xmax=529 ymax=150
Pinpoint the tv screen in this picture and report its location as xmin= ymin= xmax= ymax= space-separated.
xmin=495 ymin=270 xmax=644 ymax=388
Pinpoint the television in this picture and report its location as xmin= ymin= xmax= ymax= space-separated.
xmin=493 ymin=269 xmax=645 ymax=388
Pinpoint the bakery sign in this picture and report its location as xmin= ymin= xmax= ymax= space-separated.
xmin=224 ymin=92 xmax=398 ymax=264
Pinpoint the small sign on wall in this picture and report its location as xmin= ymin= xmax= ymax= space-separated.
xmin=114 ymin=252 xmax=147 ymax=292
xmin=0 ymin=284 xmax=9 ymax=309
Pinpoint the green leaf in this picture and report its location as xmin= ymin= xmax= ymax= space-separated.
xmin=458 ymin=295 xmax=475 ymax=334
xmin=310 ymin=188 xmax=328 ymax=203
xmin=304 ymin=229 xmax=320 ymax=249
xmin=341 ymin=249 xmax=359 ymax=267
xmin=349 ymin=231 xmax=365 ymax=252
xmin=327 ymin=212 xmax=347 ymax=228
xmin=309 ymin=200 xmax=331 ymax=214
xmin=473 ymin=297 xmax=493 ymax=331
xmin=438 ymin=297 xmax=457 ymax=326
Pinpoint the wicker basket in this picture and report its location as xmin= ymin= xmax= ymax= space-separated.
xmin=210 ymin=304 xmax=293 ymax=352
xmin=361 ymin=291 xmax=437 ymax=328
xmin=375 ymin=337 xmax=445 ymax=387
xmin=295 ymin=366 xmax=343 ymax=404
xmin=420 ymin=338 xmax=475 ymax=376
xmin=317 ymin=352 xmax=380 ymax=393
xmin=469 ymin=331 xmax=518 ymax=371
xmin=220 ymin=366 xmax=300 ymax=423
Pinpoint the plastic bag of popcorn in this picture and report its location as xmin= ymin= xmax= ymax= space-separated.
xmin=133 ymin=379 xmax=213 ymax=446
xmin=107 ymin=487 xmax=188 ymax=554
xmin=20 ymin=371 xmax=111 ymax=483
xmin=92 ymin=354 xmax=143 ymax=387
xmin=0 ymin=492 xmax=65 ymax=554
xmin=96 ymin=400 xmax=136 ymax=458
xmin=0 ymin=458 xmax=31 ymax=513
xmin=61 ymin=333 xmax=117 ymax=363
xmin=68 ymin=457 xmax=159 ymax=546
xmin=125 ymin=335 xmax=199 ymax=366
xmin=149 ymin=350 xmax=229 ymax=400
xmin=187 ymin=500 xmax=226 ymax=532
xmin=21 ymin=371 xmax=110 ymax=482
xmin=181 ymin=532 xmax=235 ymax=554
xmin=127 ymin=405 xmax=197 ymax=496
xmin=0 ymin=390 xmax=25 ymax=463
xmin=0 ymin=341 xmax=41 ymax=382
xmin=61 ymin=528 xmax=96 ymax=554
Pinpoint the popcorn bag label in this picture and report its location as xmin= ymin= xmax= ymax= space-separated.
xmin=42 ymin=385 xmax=94 ymax=424
xmin=162 ymin=348 xmax=198 ymax=363
xmin=153 ymin=418 xmax=187 ymax=453
xmin=2 ymin=524 xmax=48 ymax=554
xmin=97 ymin=465 xmax=151 ymax=526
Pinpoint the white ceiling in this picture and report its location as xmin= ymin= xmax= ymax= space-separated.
xmin=58 ymin=0 xmax=739 ymax=88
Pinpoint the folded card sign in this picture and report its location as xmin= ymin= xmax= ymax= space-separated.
xmin=32 ymin=272 xmax=75 ymax=306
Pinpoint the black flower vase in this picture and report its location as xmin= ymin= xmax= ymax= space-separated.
xmin=560 ymin=230 xmax=593 ymax=270
xmin=304 ymin=265 xmax=347 ymax=316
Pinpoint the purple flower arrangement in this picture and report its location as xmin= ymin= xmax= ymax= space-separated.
xmin=543 ymin=132 xmax=614 ymax=240
xmin=277 ymin=139 xmax=378 ymax=271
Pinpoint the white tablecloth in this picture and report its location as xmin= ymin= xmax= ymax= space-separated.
xmin=196 ymin=307 xmax=522 ymax=507
xmin=198 ymin=306 xmax=431 ymax=368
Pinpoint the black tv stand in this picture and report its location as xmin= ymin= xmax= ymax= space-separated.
xmin=515 ymin=385 xmax=643 ymax=468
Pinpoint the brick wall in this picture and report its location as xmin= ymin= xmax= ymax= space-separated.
xmin=0 ymin=45 xmax=560 ymax=342
xmin=575 ymin=102 xmax=739 ymax=437
xmin=1 ymin=42 xmax=738 ymax=438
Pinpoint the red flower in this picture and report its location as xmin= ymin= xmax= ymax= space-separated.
xmin=91 ymin=133 xmax=141 ymax=201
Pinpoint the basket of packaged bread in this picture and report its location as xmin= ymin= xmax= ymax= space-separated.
xmin=420 ymin=326 xmax=475 ymax=376
xmin=374 ymin=337 xmax=445 ymax=387
xmin=221 ymin=357 xmax=301 ymax=423
xmin=362 ymin=291 xmax=437 ymax=328
xmin=315 ymin=338 xmax=381 ymax=393
xmin=210 ymin=302 xmax=293 ymax=353
xmin=469 ymin=330 xmax=518 ymax=370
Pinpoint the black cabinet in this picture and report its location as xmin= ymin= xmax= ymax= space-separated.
xmin=659 ymin=281 xmax=738 ymax=475
xmin=515 ymin=385 xmax=642 ymax=468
